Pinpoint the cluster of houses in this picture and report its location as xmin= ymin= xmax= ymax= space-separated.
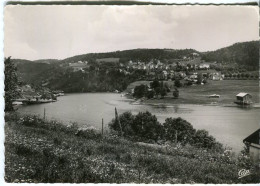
xmin=67 ymin=55 xmax=224 ymax=82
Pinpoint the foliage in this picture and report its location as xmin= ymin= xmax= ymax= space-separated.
xmin=109 ymin=111 xmax=222 ymax=151
xmin=174 ymin=80 xmax=182 ymax=88
xmin=5 ymin=112 xmax=259 ymax=183
xmin=5 ymin=57 xmax=20 ymax=111
xmin=192 ymin=129 xmax=222 ymax=149
xmin=201 ymin=41 xmax=259 ymax=70
xmin=133 ymin=84 xmax=147 ymax=98
xmin=109 ymin=111 xmax=163 ymax=141
xmin=150 ymin=80 xmax=160 ymax=89
xmin=173 ymin=88 xmax=179 ymax=98
xmin=163 ymin=117 xmax=195 ymax=144
xmin=109 ymin=112 xmax=135 ymax=136
xmin=197 ymin=73 xmax=203 ymax=84
xmin=132 ymin=112 xmax=163 ymax=141
xmin=160 ymin=87 xmax=167 ymax=98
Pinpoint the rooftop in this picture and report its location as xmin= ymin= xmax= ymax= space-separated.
xmin=243 ymin=129 xmax=260 ymax=145
xmin=236 ymin=92 xmax=251 ymax=97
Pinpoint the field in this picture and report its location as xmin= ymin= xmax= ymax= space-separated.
xmin=127 ymin=80 xmax=259 ymax=105
xmin=5 ymin=113 xmax=259 ymax=183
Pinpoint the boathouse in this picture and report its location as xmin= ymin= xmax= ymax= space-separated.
xmin=243 ymin=129 xmax=260 ymax=163
xmin=235 ymin=93 xmax=252 ymax=105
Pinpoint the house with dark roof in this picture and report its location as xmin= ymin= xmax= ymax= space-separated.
xmin=243 ymin=129 xmax=260 ymax=163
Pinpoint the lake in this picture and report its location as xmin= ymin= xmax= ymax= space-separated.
xmin=17 ymin=93 xmax=260 ymax=153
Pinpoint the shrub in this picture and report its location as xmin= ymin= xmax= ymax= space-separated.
xmin=109 ymin=112 xmax=135 ymax=137
xmin=132 ymin=112 xmax=163 ymax=141
xmin=163 ymin=117 xmax=195 ymax=144
xmin=174 ymin=80 xmax=182 ymax=88
xmin=133 ymin=84 xmax=147 ymax=98
xmin=192 ymin=129 xmax=222 ymax=150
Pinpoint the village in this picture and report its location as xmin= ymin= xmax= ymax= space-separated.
xmin=67 ymin=52 xmax=258 ymax=84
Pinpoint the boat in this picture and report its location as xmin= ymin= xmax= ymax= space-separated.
xmin=208 ymin=94 xmax=220 ymax=98
xmin=22 ymin=99 xmax=57 ymax=105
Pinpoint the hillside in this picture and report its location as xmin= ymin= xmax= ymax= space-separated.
xmin=5 ymin=113 xmax=259 ymax=183
xmin=11 ymin=40 xmax=259 ymax=91
xmin=59 ymin=48 xmax=199 ymax=65
xmin=201 ymin=41 xmax=259 ymax=70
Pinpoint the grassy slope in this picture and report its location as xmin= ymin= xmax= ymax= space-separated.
xmin=5 ymin=114 xmax=259 ymax=183
xmin=127 ymin=80 xmax=259 ymax=105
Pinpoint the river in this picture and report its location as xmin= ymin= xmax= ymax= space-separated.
xmin=17 ymin=93 xmax=260 ymax=153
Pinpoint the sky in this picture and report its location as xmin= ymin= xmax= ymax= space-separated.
xmin=4 ymin=5 xmax=259 ymax=60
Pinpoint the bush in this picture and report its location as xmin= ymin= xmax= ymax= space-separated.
xmin=192 ymin=129 xmax=222 ymax=150
xmin=132 ymin=112 xmax=163 ymax=141
xmin=163 ymin=117 xmax=195 ymax=144
xmin=174 ymin=80 xmax=182 ymax=88
xmin=109 ymin=111 xmax=163 ymax=141
xmin=173 ymin=88 xmax=179 ymax=98
xmin=109 ymin=112 xmax=135 ymax=137
xmin=133 ymin=84 xmax=147 ymax=98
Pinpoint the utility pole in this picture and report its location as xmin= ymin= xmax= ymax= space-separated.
xmin=115 ymin=107 xmax=123 ymax=136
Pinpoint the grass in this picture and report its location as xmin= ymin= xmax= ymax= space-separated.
xmin=4 ymin=113 xmax=260 ymax=183
xmin=127 ymin=80 xmax=259 ymax=105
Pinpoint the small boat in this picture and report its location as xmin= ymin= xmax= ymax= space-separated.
xmin=22 ymin=99 xmax=57 ymax=105
xmin=208 ymin=94 xmax=220 ymax=98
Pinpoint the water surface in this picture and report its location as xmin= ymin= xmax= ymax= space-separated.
xmin=17 ymin=93 xmax=260 ymax=153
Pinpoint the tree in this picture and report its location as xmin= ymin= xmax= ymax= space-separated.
xmin=5 ymin=57 xmax=20 ymax=111
xmin=174 ymin=79 xmax=181 ymax=88
xmin=173 ymin=88 xmax=179 ymax=98
xmin=108 ymin=111 xmax=135 ymax=136
xmin=160 ymin=87 xmax=167 ymax=98
xmin=155 ymin=87 xmax=161 ymax=98
xmin=197 ymin=73 xmax=203 ymax=84
xmin=163 ymin=117 xmax=195 ymax=143
xmin=146 ymin=90 xmax=155 ymax=99
xmin=133 ymin=84 xmax=147 ymax=98
xmin=132 ymin=111 xmax=163 ymax=141
xmin=150 ymin=80 xmax=160 ymax=89
xmin=192 ymin=129 xmax=220 ymax=149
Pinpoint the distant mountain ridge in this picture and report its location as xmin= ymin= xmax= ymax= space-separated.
xmin=12 ymin=40 xmax=259 ymax=68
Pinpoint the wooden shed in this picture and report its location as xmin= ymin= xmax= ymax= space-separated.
xmin=234 ymin=92 xmax=252 ymax=105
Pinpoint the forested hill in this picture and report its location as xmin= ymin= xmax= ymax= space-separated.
xmin=11 ymin=40 xmax=258 ymax=68
xmin=60 ymin=48 xmax=199 ymax=64
xmin=201 ymin=41 xmax=259 ymax=69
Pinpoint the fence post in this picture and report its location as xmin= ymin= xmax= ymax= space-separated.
xmin=102 ymin=118 xmax=104 ymax=137
xmin=175 ymin=130 xmax=178 ymax=143
xmin=43 ymin=108 xmax=46 ymax=120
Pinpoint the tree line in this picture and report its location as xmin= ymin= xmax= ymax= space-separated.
xmin=109 ymin=111 xmax=223 ymax=151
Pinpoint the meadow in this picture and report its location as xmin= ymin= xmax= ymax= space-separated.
xmin=127 ymin=80 xmax=259 ymax=105
xmin=4 ymin=113 xmax=259 ymax=183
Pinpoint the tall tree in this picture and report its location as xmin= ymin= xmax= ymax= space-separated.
xmin=5 ymin=57 xmax=20 ymax=111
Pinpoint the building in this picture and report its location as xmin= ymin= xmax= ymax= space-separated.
xmin=199 ymin=63 xmax=210 ymax=70
xmin=243 ymin=129 xmax=260 ymax=163
xmin=234 ymin=93 xmax=252 ymax=105
xmin=210 ymin=72 xmax=223 ymax=80
xmin=69 ymin=62 xmax=89 ymax=72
